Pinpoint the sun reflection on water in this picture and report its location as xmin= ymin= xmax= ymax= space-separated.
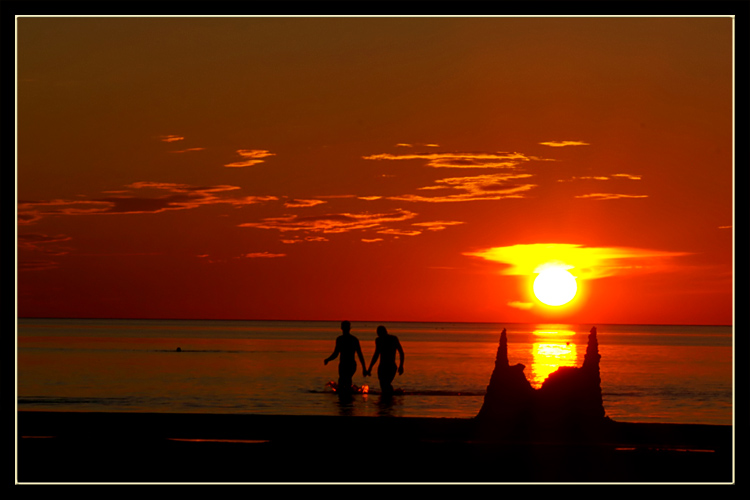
xmin=530 ymin=328 xmax=577 ymax=389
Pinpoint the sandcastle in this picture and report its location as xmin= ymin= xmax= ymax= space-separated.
xmin=475 ymin=326 xmax=606 ymax=434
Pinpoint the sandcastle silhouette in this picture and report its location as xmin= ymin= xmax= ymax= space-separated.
xmin=475 ymin=326 xmax=607 ymax=438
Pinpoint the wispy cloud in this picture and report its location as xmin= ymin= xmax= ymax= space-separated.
xmin=574 ymin=193 xmax=648 ymax=200
xmin=170 ymin=147 xmax=205 ymax=153
xmin=465 ymin=243 xmax=690 ymax=280
xmin=363 ymin=151 xmax=531 ymax=169
xmin=18 ymin=233 xmax=72 ymax=252
xmin=224 ymin=149 xmax=276 ymax=168
xmin=389 ymin=173 xmax=536 ymax=203
xmin=239 ymin=209 xmax=418 ymax=235
xmin=159 ymin=135 xmax=184 ymax=142
xmin=17 ymin=233 xmax=74 ymax=272
xmin=18 ymin=199 xmax=117 ymax=223
xmin=284 ymin=199 xmax=327 ymax=208
xmin=281 ymin=236 xmax=329 ymax=244
xmin=100 ymin=182 xmax=276 ymax=212
xmin=611 ymin=173 xmax=642 ymax=180
xmin=558 ymin=176 xmax=610 ymax=182
xmin=18 ymin=182 xmax=278 ymax=223
xmin=508 ymin=301 xmax=534 ymax=310
xmin=539 ymin=141 xmax=590 ymax=147
xmin=394 ymin=143 xmax=440 ymax=148
xmin=558 ymin=174 xmax=642 ymax=182
xmin=362 ymin=147 xmax=548 ymax=202
xmin=376 ymin=228 xmax=422 ymax=237
xmin=18 ymin=259 xmax=61 ymax=272
xmin=411 ymin=221 xmax=466 ymax=231
xmin=243 ymin=252 xmax=286 ymax=258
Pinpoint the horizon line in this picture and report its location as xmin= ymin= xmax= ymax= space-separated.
xmin=14 ymin=316 xmax=734 ymax=328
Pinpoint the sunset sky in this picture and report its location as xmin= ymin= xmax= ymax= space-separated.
xmin=16 ymin=16 xmax=734 ymax=325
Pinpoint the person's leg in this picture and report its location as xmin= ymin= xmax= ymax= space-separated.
xmin=338 ymin=362 xmax=356 ymax=393
xmin=378 ymin=363 xmax=397 ymax=395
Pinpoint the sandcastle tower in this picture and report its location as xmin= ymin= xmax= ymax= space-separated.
xmin=475 ymin=328 xmax=535 ymax=423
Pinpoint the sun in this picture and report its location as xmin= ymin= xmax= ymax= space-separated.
xmin=533 ymin=267 xmax=578 ymax=306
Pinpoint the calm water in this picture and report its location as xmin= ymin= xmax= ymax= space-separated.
xmin=16 ymin=319 xmax=733 ymax=425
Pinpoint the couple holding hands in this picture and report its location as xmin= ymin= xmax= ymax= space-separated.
xmin=324 ymin=321 xmax=404 ymax=395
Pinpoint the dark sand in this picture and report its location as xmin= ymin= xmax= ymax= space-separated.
xmin=17 ymin=410 xmax=733 ymax=483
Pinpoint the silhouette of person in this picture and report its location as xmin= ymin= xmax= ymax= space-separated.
xmin=324 ymin=320 xmax=367 ymax=394
xmin=366 ymin=325 xmax=404 ymax=395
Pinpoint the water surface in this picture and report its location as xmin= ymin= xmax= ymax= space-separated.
xmin=16 ymin=319 xmax=733 ymax=425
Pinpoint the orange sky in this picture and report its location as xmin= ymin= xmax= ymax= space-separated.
xmin=16 ymin=16 xmax=735 ymax=325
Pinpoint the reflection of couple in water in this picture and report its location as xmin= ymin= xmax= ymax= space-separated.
xmin=324 ymin=321 xmax=405 ymax=395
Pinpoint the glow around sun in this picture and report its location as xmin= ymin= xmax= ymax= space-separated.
xmin=533 ymin=265 xmax=578 ymax=306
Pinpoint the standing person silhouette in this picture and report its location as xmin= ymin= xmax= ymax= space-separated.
xmin=366 ymin=325 xmax=405 ymax=395
xmin=324 ymin=321 xmax=367 ymax=394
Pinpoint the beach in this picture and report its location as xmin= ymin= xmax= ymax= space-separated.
xmin=17 ymin=410 xmax=733 ymax=483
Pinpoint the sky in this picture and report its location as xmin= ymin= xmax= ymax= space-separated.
xmin=16 ymin=16 xmax=734 ymax=325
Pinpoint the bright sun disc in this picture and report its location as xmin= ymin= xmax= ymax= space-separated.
xmin=533 ymin=268 xmax=577 ymax=306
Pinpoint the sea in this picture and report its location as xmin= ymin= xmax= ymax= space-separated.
xmin=16 ymin=319 xmax=734 ymax=426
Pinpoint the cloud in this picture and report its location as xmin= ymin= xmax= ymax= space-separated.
xmin=539 ymin=141 xmax=590 ymax=147
xmin=224 ymin=149 xmax=276 ymax=168
xmin=558 ymin=176 xmax=611 ymax=182
xmin=508 ymin=301 xmax=534 ymax=310
xmin=18 ymin=199 xmax=116 ymax=223
xmin=97 ymin=182 xmax=275 ymax=213
xmin=243 ymin=252 xmax=286 ymax=258
xmin=558 ymin=174 xmax=642 ymax=182
xmin=316 ymin=194 xmax=358 ymax=199
xmin=395 ymin=143 xmax=440 ymax=148
xmin=363 ymin=151 xmax=532 ymax=169
xmin=610 ymin=173 xmax=643 ymax=180
xmin=126 ymin=182 xmax=242 ymax=194
xmin=18 ymin=259 xmax=60 ymax=272
xmin=170 ymin=148 xmax=205 ymax=153
xmin=411 ymin=221 xmax=466 ymax=231
xmin=281 ymin=236 xmax=329 ymax=244
xmin=17 ymin=182 xmax=278 ymax=223
xmin=239 ymin=209 xmax=419 ymax=235
xmin=464 ymin=243 xmax=691 ymax=280
xmin=18 ymin=233 xmax=72 ymax=249
xmin=574 ymin=193 xmax=648 ymax=200
xmin=159 ymin=135 xmax=184 ymax=142
xmin=17 ymin=233 xmax=74 ymax=272
xmin=362 ymin=238 xmax=384 ymax=243
xmin=284 ymin=199 xmax=327 ymax=208
xmin=376 ymin=228 xmax=422 ymax=236
xmin=389 ymin=173 xmax=536 ymax=203
xmin=363 ymin=147 xmax=544 ymax=202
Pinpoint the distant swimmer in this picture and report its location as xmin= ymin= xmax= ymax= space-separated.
xmin=366 ymin=325 xmax=405 ymax=396
xmin=324 ymin=321 xmax=367 ymax=394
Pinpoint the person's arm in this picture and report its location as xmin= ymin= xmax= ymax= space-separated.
xmin=356 ymin=341 xmax=367 ymax=377
xmin=324 ymin=338 xmax=340 ymax=365
xmin=366 ymin=342 xmax=380 ymax=376
xmin=396 ymin=338 xmax=405 ymax=375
